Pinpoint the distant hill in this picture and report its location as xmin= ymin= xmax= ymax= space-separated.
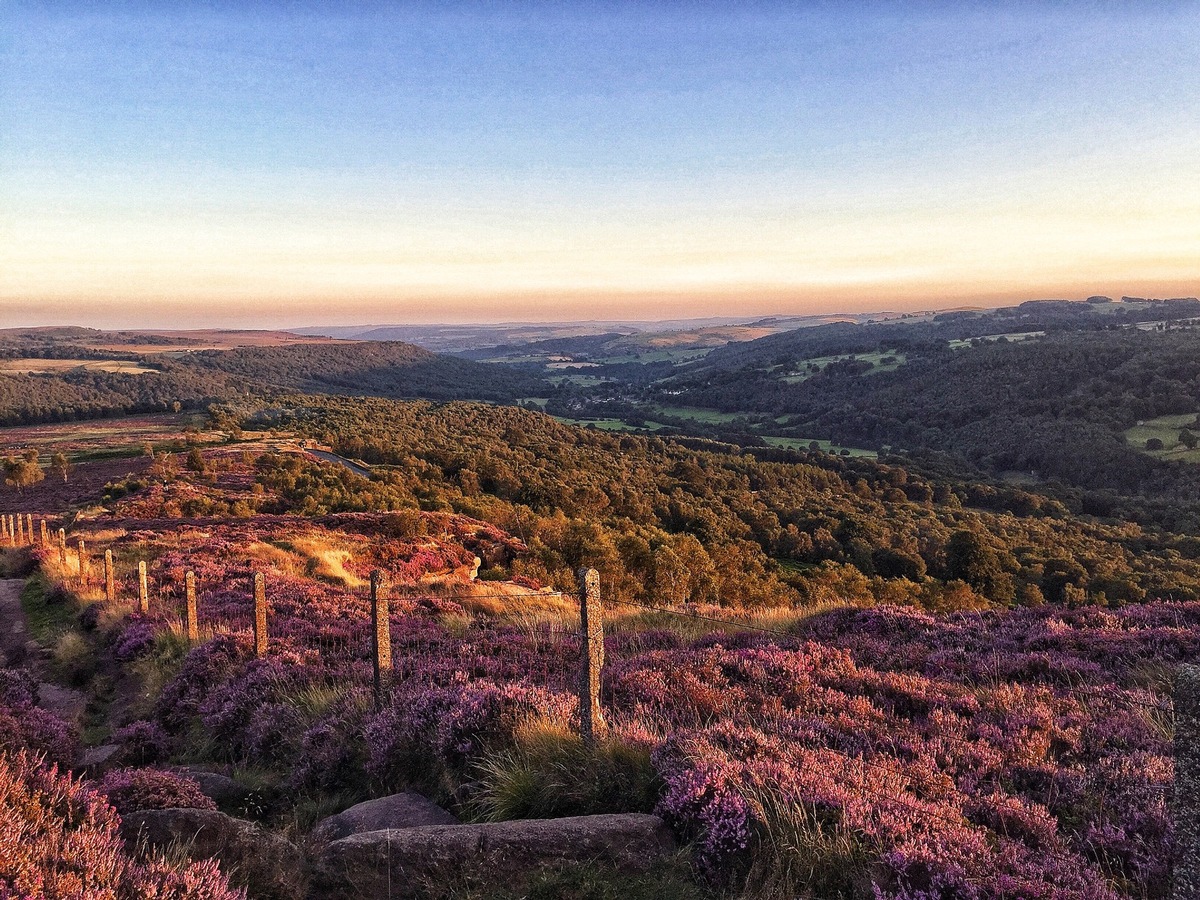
xmin=0 ymin=331 xmax=545 ymax=424
xmin=188 ymin=341 xmax=542 ymax=402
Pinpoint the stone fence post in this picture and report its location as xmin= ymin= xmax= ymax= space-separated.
xmin=253 ymin=572 xmax=268 ymax=657
xmin=78 ymin=539 xmax=89 ymax=585
xmin=577 ymin=567 xmax=606 ymax=748
xmin=184 ymin=571 xmax=198 ymax=643
xmin=371 ymin=571 xmax=390 ymax=710
xmin=138 ymin=561 xmax=149 ymax=614
xmin=104 ymin=550 xmax=115 ymax=603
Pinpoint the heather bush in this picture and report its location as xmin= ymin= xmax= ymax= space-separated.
xmin=365 ymin=680 xmax=575 ymax=793
xmin=0 ymin=684 xmax=79 ymax=768
xmin=77 ymin=602 xmax=102 ymax=632
xmin=113 ymin=618 xmax=158 ymax=661
xmin=289 ymin=704 xmax=373 ymax=795
xmin=0 ymin=667 xmax=37 ymax=707
xmin=154 ymin=635 xmax=246 ymax=730
xmin=98 ymin=767 xmax=215 ymax=815
xmin=112 ymin=720 xmax=173 ymax=766
xmin=0 ymin=750 xmax=241 ymax=899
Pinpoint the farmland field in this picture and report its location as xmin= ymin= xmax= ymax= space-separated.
xmin=0 ymin=358 xmax=160 ymax=375
xmin=1125 ymin=413 xmax=1200 ymax=462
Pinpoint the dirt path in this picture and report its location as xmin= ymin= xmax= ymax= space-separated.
xmin=0 ymin=578 xmax=86 ymax=723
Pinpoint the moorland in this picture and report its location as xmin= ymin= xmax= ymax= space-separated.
xmin=2 ymin=298 xmax=1199 ymax=898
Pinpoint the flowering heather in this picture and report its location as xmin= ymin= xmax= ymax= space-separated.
xmin=74 ymin=509 xmax=1198 ymax=898
xmin=0 ymin=751 xmax=240 ymax=899
xmin=98 ymin=768 xmax=215 ymax=815
xmin=0 ymin=666 xmax=78 ymax=768
xmin=112 ymin=720 xmax=173 ymax=766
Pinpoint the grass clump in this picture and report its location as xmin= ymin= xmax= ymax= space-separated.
xmin=127 ymin=629 xmax=190 ymax=717
xmin=738 ymin=784 xmax=873 ymax=900
xmin=20 ymin=575 xmax=77 ymax=646
xmin=471 ymin=718 xmax=659 ymax=822
xmin=52 ymin=631 xmax=96 ymax=686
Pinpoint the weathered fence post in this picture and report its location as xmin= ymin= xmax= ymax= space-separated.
xmin=577 ymin=567 xmax=606 ymax=748
xmin=184 ymin=571 xmax=198 ymax=643
xmin=58 ymin=528 xmax=67 ymax=566
xmin=1175 ymin=665 xmax=1200 ymax=898
xmin=0 ymin=514 xmax=7 ymax=543
xmin=77 ymin=539 xmax=88 ymax=585
xmin=104 ymin=550 xmax=116 ymax=603
xmin=25 ymin=515 xmax=33 ymax=545
xmin=253 ymin=572 xmax=268 ymax=657
xmin=39 ymin=519 xmax=48 ymax=546
xmin=16 ymin=514 xmax=25 ymax=546
xmin=9 ymin=515 xmax=17 ymax=547
xmin=370 ymin=571 xmax=390 ymax=710
xmin=138 ymin=561 xmax=149 ymax=614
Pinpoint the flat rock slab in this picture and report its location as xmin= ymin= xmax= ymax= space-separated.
xmin=314 ymin=812 xmax=675 ymax=898
xmin=312 ymin=791 xmax=459 ymax=843
xmin=169 ymin=766 xmax=256 ymax=810
xmin=77 ymin=743 xmax=120 ymax=775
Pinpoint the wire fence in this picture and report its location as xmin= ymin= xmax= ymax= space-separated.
xmin=7 ymin=516 xmax=1185 ymax=889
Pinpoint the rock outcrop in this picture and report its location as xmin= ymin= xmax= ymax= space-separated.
xmin=312 ymin=791 xmax=459 ymax=843
xmin=121 ymin=808 xmax=303 ymax=896
xmin=313 ymin=812 xmax=675 ymax=898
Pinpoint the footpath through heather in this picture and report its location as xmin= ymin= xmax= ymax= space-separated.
xmin=0 ymin=577 xmax=85 ymax=724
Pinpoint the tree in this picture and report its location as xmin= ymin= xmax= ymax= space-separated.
xmin=1145 ymin=438 xmax=1164 ymax=451
xmin=50 ymin=451 xmax=72 ymax=483
xmin=185 ymin=448 xmax=207 ymax=473
xmin=1180 ymin=429 xmax=1198 ymax=450
xmin=4 ymin=450 xmax=45 ymax=493
xmin=944 ymin=530 xmax=1003 ymax=597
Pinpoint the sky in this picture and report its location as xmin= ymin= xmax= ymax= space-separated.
xmin=2 ymin=1 xmax=1199 ymax=328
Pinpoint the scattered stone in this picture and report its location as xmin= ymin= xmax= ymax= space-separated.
xmin=312 ymin=791 xmax=459 ymax=844
xmin=170 ymin=766 xmax=257 ymax=809
xmin=77 ymin=743 xmax=120 ymax=774
xmin=314 ymin=812 xmax=675 ymax=898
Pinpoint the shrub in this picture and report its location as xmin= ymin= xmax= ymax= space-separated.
xmin=0 ymin=750 xmax=240 ymax=898
xmin=113 ymin=619 xmax=158 ymax=661
xmin=0 ymin=703 xmax=79 ymax=767
xmin=112 ymin=720 xmax=173 ymax=766
xmin=98 ymin=768 xmax=215 ymax=815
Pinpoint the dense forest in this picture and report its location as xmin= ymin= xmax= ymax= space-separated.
xmin=0 ymin=339 xmax=540 ymax=425
xmin=524 ymin=301 xmax=1200 ymax=530
xmin=663 ymin=330 xmax=1200 ymax=494
xmin=226 ymin=396 xmax=1200 ymax=612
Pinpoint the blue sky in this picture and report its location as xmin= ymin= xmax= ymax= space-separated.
xmin=2 ymin=1 xmax=1198 ymax=327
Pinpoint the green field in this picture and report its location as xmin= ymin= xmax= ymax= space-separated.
xmin=947 ymin=331 xmax=1043 ymax=349
xmin=591 ymin=347 xmax=714 ymax=365
xmin=547 ymin=374 xmax=609 ymax=387
xmin=760 ymin=435 xmax=877 ymax=458
xmin=652 ymin=405 xmax=746 ymax=424
xmin=778 ymin=351 xmax=906 ymax=383
xmin=552 ymin=416 xmax=666 ymax=432
xmin=1125 ymin=413 xmax=1200 ymax=462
